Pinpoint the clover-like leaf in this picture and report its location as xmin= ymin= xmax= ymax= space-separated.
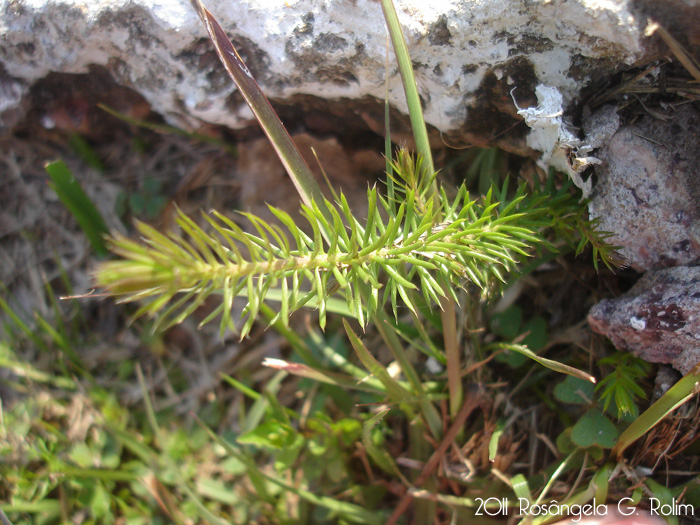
xmin=554 ymin=376 xmax=596 ymax=405
xmin=571 ymin=409 xmax=618 ymax=449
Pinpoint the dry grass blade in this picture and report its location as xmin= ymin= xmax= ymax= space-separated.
xmin=589 ymin=61 xmax=670 ymax=108
xmin=631 ymin=397 xmax=700 ymax=467
xmin=645 ymin=19 xmax=700 ymax=84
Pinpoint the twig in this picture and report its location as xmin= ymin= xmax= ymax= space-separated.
xmin=386 ymin=387 xmax=483 ymax=524
xmin=646 ymin=19 xmax=700 ymax=84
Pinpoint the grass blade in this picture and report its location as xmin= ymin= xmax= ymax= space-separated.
xmin=612 ymin=361 xmax=700 ymax=459
xmin=379 ymin=0 xmax=434 ymax=178
xmin=194 ymin=414 xmax=386 ymax=524
xmin=99 ymin=104 xmax=236 ymax=154
xmin=262 ymin=357 xmax=387 ymax=394
xmin=489 ymin=343 xmax=596 ymax=383
xmin=362 ymin=408 xmax=406 ymax=480
xmin=344 ymin=319 xmax=413 ymax=402
xmin=189 ymin=0 xmax=327 ymax=218
xmin=45 ymin=160 xmax=109 ymax=256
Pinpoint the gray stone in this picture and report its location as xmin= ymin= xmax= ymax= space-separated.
xmin=0 ymin=0 xmax=684 ymax=169
xmin=588 ymin=105 xmax=700 ymax=272
xmin=588 ymin=266 xmax=700 ymax=375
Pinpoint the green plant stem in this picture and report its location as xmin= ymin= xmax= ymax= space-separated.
xmin=1 ymin=501 xmax=60 ymax=518
xmin=379 ymin=0 xmax=435 ymax=181
xmin=410 ymin=420 xmax=437 ymax=525
xmin=381 ymin=0 xmax=466 ymax=427
xmin=258 ymin=303 xmax=321 ymax=368
xmin=185 ymin=2 xmax=460 ymax=439
xmin=440 ymin=290 xmax=462 ymax=419
xmin=384 ymin=35 xmax=395 ymax=206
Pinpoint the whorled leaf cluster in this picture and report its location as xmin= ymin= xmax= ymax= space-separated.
xmin=95 ymin=150 xmax=617 ymax=338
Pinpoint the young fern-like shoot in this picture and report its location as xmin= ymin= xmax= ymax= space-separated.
xmin=95 ymin=151 xmax=593 ymax=338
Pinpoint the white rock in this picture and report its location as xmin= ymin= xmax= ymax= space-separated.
xmin=1 ymin=0 xmax=653 ymax=167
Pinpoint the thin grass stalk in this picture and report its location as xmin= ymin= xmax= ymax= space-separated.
xmin=99 ymin=104 xmax=237 ymax=154
xmin=440 ymin=288 xmax=462 ymax=419
xmin=378 ymin=0 xmax=435 ymax=182
xmin=384 ymin=33 xmax=394 ymax=204
xmin=380 ymin=0 xmax=466 ymax=428
xmin=409 ymin=420 xmax=437 ymax=525
xmin=258 ymin=303 xmax=323 ymax=368
xmin=0 ymin=289 xmax=49 ymax=352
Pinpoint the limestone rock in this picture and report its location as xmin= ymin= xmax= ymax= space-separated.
xmin=588 ymin=105 xmax=700 ymax=272
xmin=588 ymin=266 xmax=700 ymax=375
xmin=1 ymin=0 xmax=683 ymax=164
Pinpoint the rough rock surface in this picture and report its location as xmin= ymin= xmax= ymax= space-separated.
xmin=587 ymin=105 xmax=700 ymax=272
xmin=588 ymin=267 xmax=700 ymax=375
xmin=1 ymin=0 xmax=687 ymax=164
xmin=236 ymin=132 xmax=382 ymax=223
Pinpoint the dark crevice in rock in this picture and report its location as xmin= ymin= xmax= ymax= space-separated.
xmin=270 ymin=94 xmax=393 ymax=152
xmin=428 ymin=16 xmax=452 ymax=47
xmin=14 ymin=66 xmax=151 ymax=142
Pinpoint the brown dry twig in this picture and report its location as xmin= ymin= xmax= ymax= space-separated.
xmin=386 ymin=387 xmax=484 ymax=525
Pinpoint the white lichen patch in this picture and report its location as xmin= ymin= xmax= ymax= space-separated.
xmin=513 ymin=84 xmax=601 ymax=196
xmin=630 ymin=316 xmax=646 ymax=331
